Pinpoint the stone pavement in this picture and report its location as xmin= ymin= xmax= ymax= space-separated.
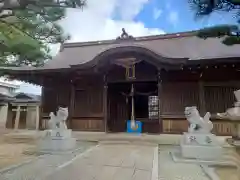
xmin=0 ymin=142 xmax=95 ymax=180
xmin=1 ymin=130 xmax=234 ymax=180
xmin=44 ymin=144 xmax=157 ymax=180
xmin=0 ymin=143 xmax=215 ymax=180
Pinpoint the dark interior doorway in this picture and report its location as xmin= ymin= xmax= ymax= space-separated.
xmin=107 ymin=81 xmax=159 ymax=133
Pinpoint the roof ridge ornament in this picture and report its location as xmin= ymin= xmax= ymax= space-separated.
xmin=116 ymin=28 xmax=135 ymax=40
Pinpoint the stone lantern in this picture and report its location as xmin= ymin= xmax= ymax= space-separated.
xmin=217 ymin=90 xmax=240 ymax=146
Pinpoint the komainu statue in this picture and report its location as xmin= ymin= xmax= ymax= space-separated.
xmin=217 ymin=90 xmax=240 ymax=120
xmin=48 ymin=107 xmax=68 ymax=130
xmin=184 ymin=106 xmax=213 ymax=133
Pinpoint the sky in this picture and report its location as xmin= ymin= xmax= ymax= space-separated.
xmin=12 ymin=0 xmax=239 ymax=95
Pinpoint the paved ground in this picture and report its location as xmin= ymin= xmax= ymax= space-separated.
xmin=0 ymin=142 xmax=95 ymax=180
xmin=0 ymin=131 xmax=238 ymax=180
xmin=0 ymin=142 xmax=214 ymax=180
xmin=45 ymin=144 xmax=156 ymax=180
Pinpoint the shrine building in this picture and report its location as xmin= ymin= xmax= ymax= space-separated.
xmin=1 ymin=30 xmax=240 ymax=135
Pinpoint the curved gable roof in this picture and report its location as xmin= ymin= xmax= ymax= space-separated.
xmin=43 ymin=32 xmax=240 ymax=70
xmin=70 ymin=45 xmax=187 ymax=69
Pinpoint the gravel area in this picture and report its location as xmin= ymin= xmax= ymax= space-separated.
xmin=0 ymin=141 xmax=96 ymax=180
xmin=0 ymin=141 xmax=36 ymax=169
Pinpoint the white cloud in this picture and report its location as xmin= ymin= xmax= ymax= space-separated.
xmin=168 ymin=11 xmax=179 ymax=27
xmin=14 ymin=0 xmax=165 ymax=95
xmin=61 ymin=0 xmax=165 ymax=42
xmin=153 ymin=8 xmax=162 ymax=20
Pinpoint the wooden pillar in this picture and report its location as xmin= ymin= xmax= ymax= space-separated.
xmin=35 ymin=105 xmax=40 ymax=130
xmin=103 ymin=75 xmax=108 ymax=132
xmin=158 ymin=70 xmax=162 ymax=133
xmin=69 ymin=80 xmax=75 ymax=129
xmin=198 ymin=81 xmax=206 ymax=115
xmin=14 ymin=105 xmax=21 ymax=130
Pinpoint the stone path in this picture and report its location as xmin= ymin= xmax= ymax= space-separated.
xmin=45 ymin=144 xmax=156 ymax=180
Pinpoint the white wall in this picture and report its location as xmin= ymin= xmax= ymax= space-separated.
xmin=0 ymin=104 xmax=8 ymax=128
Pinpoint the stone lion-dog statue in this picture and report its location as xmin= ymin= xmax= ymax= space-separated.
xmin=48 ymin=107 xmax=68 ymax=130
xmin=184 ymin=106 xmax=213 ymax=133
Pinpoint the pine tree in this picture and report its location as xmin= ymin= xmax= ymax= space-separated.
xmin=189 ymin=0 xmax=240 ymax=45
xmin=0 ymin=0 xmax=85 ymax=67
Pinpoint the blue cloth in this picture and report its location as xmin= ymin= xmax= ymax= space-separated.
xmin=127 ymin=120 xmax=142 ymax=133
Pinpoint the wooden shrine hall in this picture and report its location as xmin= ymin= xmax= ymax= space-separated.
xmin=1 ymin=29 xmax=240 ymax=135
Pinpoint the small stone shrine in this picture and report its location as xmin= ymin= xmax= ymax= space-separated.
xmin=38 ymin=107 xmax=76 ymax=152
xmin=180 ymin=106 xmax=223 ymax=160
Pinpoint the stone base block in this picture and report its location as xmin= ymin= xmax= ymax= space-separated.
xmin=44 ymin=129 xmax=72 ymax=139
xmin=171 ymin=151 xmax=236 ymax=166
xmin=232 ymin=140 xmax=240 ymax=146
xmin=181 ymin=142 xmax=223 ymax=160
xmin=180 ymin=132 xmax=223 ymax=160
xmin=38 ymin=137 xmax=76 ymax=151
xmin=183 ymin=132 xmax=220 ymax=145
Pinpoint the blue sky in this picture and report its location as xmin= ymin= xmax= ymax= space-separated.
xmin=131 ymin=0 xmax=237 ymax=33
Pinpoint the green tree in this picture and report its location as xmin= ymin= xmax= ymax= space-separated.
xmin=0 ymin=0 xmax=85 ymax=11
xmin=0 ymin=0 xmax=85 ymax=67
xmin=189 ymin=0 xmax=240 ymax=45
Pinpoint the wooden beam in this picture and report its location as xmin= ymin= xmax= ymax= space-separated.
xmin=203 ymin=81 xmax=240 ymax=87
xmin=69 ymin=81 xmax=76 ymax=129
xmin=40 ymin=85 xmax=45 ymax=130
xmin=103 ymin=74 xmax=108 ymax=132
xmin=198 ymin=81 xmax=206 ymax=115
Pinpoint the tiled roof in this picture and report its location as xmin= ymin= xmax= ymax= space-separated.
xmin=1 ymin=31 xmax=240 ymax=72
xmin=43 ymin=31 xmax=240 ymax=69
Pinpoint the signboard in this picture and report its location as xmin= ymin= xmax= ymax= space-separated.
xmin=127 ymin=120 xmax=142 ymax=134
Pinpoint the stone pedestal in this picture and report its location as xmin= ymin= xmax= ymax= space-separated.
xmin=180 ymin=132 xmax=223 ymax=160
xmin=38 ymin=129 xmax=76 ymax=152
